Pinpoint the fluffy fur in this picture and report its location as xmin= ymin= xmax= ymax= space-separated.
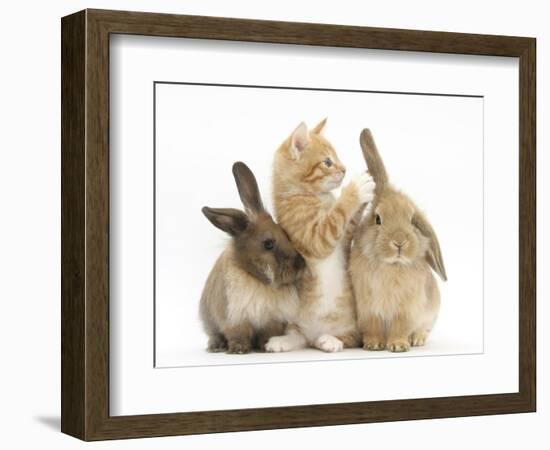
xmin=200 ymin=162 xmax=304 ymax=354
xmin=350 ymin=129 xmax=447 ymax=352
xmin=266 ymin=119 xmax=376 ymax=353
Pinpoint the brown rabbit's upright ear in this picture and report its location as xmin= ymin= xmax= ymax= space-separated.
xmin=232 ymin=162 xmax=265 ymax=216
xmin=312 ymin=117 xmax=327 ymax=134
xmin=360 ymin=128 xmax=389 ymax=194
xmin=202 ymin=207 xmax=249 ymax=236
xmin=412 ymin=212 xmax=447 ymax=281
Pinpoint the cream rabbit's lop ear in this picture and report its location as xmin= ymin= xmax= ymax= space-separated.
xmin=232 ymin=161 xmax=265 ymax=216
xmin=412 ymin=212 xmax=447 ymax=281
xmin=359 ymin=128 xmax=388 ymax=194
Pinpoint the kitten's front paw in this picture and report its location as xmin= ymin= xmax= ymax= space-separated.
xmin=265 ymin=335 xmax=293 ymax=352
xmin=315 ymin=334 xmax=344 ymax=353
xmin=386 ymin=340 xmax=411 ymax=353
xmin=351 ymin=172 xmax=376 ymax=204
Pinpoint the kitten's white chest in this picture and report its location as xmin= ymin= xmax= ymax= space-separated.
xmin=313 ymin=243 xmax=346 ymax=312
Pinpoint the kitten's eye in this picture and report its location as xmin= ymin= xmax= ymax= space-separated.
xmin=375 ymin=214 xmax=382 ymax=225
xmin=323 ymin=157 xmax=333 ymax=167
xmin=263 ymin=239 xmax=275 ymax=250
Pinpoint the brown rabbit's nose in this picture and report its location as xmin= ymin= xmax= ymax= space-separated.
xmin=293 ymin=253 xmax=305 ymax=271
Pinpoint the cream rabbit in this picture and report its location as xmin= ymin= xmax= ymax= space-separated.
xmin=350 ymin=129 xmax=447 ymax=352
xmin=200 ymin=162 xmax=305 ymax=354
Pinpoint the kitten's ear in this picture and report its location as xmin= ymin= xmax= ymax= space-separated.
xmin=312 ymin=118 xmax=327 ymax=134
xmin=289 ymin=122 xmax=309 ymax=159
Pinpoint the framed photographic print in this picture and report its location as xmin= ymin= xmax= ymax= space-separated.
xmin=61 ymin=9 xmax=536 ymax=441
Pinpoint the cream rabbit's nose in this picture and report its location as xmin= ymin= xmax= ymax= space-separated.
xmin=391 ymin=232 xmax=408 ymax=249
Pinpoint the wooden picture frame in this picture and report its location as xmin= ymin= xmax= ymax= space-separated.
xmin=61 ymin=8 xmax=536 ymax=441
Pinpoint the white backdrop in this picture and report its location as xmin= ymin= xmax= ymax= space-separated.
xmin=0 ymin=1 xmax=547 ymax=450
xmin=155 ymin=83 xmax=484 ymax=367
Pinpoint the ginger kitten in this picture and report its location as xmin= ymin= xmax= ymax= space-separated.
xmin=265 ymin=119 xmax=376 ymax=352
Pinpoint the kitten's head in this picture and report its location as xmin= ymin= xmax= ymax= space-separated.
xmin=274 ymin=119 xmax=346 ymax=194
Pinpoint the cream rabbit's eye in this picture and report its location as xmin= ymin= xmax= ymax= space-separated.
xmin=375 ymin=214 xmax=382 ymax=225
xmin=323 ymin=158 xmax=333 ymax=167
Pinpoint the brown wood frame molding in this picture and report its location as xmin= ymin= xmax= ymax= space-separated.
xmin=61 ymin=8 xmax=536 ymax=441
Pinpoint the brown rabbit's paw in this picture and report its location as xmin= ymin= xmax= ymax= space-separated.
xmin=386 ymin=340 xmax=411 ymax=352
xmin=409 ymin=330 xmax=429 ymax=347
xmin=227 ymin=340 xmax=252 ymax=354
xmin=363 ymin=340 xmax=386 ymax=351
xmin=207 ymin=335 xmax=228 ymax=353
xmin=254 ymin=335 xmax=269 ymax=352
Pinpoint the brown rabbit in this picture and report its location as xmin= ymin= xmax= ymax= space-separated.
xmin=200 ymin=162 xmax=305 ymax=354
xmin=350 ymin=129 xmax=447 ymax=352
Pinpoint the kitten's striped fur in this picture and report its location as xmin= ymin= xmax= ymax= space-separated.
xmin=266 ymin=120 xmax=375 ymax=353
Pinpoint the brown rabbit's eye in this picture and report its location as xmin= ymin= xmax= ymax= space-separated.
xmin=263 ymin=239 xmax=275 ymax=250
xmin=375 ymin=214 xmax=382 ymax=225
xmin=323 ymin=157 xmax=333 ymax=167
